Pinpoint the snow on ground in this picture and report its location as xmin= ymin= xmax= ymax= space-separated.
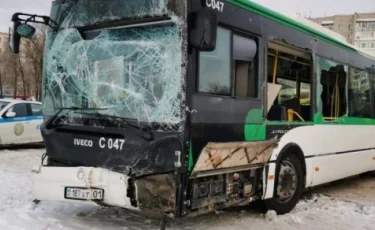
xmin=0 ymin=147 xmax=375 ymax=230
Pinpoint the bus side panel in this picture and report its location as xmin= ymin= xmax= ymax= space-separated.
xmin=311 ymin=150 xmax=375 ymax=186
xmin=270 ymin=125 xmax=375 ymax=188
xmin=305 ymin=158 xmax=314 ymax=188
xmin=270 ymin=125 xmax=375 ymax=160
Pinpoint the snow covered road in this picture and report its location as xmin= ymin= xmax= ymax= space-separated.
xmin=0 ymin=148 xmax=375 ymax=230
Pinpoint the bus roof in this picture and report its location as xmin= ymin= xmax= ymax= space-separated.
xmin=229 ymin=0 xmax=375 ymax=61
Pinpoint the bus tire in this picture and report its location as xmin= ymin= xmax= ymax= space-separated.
xmin=265 ymin=153 xmax=303 ymax=215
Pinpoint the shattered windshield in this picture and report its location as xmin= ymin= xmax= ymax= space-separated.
xmin=42 ymin=22 xmax=184 ymax=126
xmin=42 ymin=0 xmax=186 ymax=129
xmin=50 ymin=0 xmax=170 ymax=28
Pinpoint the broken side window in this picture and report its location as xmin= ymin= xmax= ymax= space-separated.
xmin=266 ymin=42 xmax=312 ymax=122
xmin=316 ymin=56 xmax=348 ymax=120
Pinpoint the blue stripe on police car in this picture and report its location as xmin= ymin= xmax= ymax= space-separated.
xmin=0 ymin=116 xmax=43 ymax=123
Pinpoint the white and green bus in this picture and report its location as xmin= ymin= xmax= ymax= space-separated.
xmin=8 ymin=0 xmax=375 ymax=219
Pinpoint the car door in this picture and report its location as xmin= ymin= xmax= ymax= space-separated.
xmin=0 ymin=101 xmax=11 ymax=145
xmin=0 ymin=102 xmax=29 ymax=144
xmin=28 ymin=102 xmax=44 ymax=142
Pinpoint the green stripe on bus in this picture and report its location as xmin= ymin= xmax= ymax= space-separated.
xmin=188 ymin=140 xmax=194 ymax=171
xmin=228 ymin=0 xmax=359 ymax=54
xmin=244 ymin=110 xmax=375 ymax=142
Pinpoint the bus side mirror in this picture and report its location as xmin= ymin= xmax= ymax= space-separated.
xmin=9 ymin=21 xmax=21 ymax=53
xmin=17 ymin=24 xmax=36 ymax=38
xmin=8 ymin=12 xmax=47 ymax=54
xmin=9 ymin=23 xmax=36 ymax=54
xmin=189 ymin=7 xmax=217 ymax=51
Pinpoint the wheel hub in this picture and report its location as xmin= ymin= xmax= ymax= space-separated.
xmin=276 ymin=160 xmax=297 ymax=203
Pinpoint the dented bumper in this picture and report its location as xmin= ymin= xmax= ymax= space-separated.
xmin=32 ymin=166 xmax=139 ymax=210
xmin=31 ymin=165 xmax=177 ymax=214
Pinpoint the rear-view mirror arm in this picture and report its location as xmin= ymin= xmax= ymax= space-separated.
xmin=12 ymin=13 xmax=58 ymax=31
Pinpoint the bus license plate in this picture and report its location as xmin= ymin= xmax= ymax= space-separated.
xmin=65 ymin=187 xmax=104 ymax=200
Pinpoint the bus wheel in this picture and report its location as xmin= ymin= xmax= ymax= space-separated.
xmin=265 ymin=153 xmax=303 ymax=215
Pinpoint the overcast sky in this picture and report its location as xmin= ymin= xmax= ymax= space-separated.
xmin=0 ymin=0 xmax=374 ymax=32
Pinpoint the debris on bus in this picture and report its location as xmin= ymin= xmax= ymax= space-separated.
xmin=8 ymin=0 xmax=375 ymax=223
xmin=191 ymin=140 xmax=278 ymax=176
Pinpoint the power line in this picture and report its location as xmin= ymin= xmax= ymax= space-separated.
xmin=30 ymin=0 xmax=51 ymax=8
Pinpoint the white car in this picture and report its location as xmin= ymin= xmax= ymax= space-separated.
xmin=0 ymin=99 xmax=44 ymax=146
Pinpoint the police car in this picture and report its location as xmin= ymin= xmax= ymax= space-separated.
xmin=0 ymin=99 xmax=43 ymax=146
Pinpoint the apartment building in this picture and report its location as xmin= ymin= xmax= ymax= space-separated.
xmin=311 ymin=12 xmax=375 ymax=56
xmin=311 ymin=13 xmax=375 ymax=96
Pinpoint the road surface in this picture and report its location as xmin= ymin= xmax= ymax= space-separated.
xmin=0 ymin=147 xmax=374 ymax=230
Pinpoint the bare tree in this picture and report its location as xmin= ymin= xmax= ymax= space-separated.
xmin=0 ymin=55 xmax=4 ymax=95
xmin=22 ymin=33 xmax=45 ymax=100
xmin=17 ymin=53 xmax=28 ymax=97
xmin=0 ymin=71 xmax=3 ymax=95
xmin=0 ymin=25 xmax=46 ymax=99
xmin=0 ymin=43 xmax=14 ymax=96
xmin=0 ymin=45 xmax=18 ymax=97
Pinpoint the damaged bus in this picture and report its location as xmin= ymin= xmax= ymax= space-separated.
xmin=8 ymin=0 xmax=375 ymax=218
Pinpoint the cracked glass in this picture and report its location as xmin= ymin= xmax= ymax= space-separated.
xmin=42 ymin=0 xmax=185 ymax=129
xmin=50 ymin=0 xmax=170 ymax=28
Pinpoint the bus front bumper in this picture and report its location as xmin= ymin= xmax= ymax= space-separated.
xmin=31 ymin=165 xmax=139 ymax=210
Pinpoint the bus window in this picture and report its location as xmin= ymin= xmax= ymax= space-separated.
xmin=316 ymin=57 xmax=347 ymax=120
xmin=370 ymin=72 xmax=375 ymax=118
xmin=198 ymin=27 xmax=259 ymax=98
xmin=348 ymin=68 xmax=371 ymax=118
xmin=232 ymin=34 xmax=258 ymax=98
xmin=198 ymin=27 xmax=231 ymax=95
xmin=266 ymin=42 xmax=312 ymax=122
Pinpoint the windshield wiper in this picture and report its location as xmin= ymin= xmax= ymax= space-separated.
xmin=77 ymin=111 xmax=154 ymax=141
xmin=45 ymin=106 xmax=109 ymax=129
